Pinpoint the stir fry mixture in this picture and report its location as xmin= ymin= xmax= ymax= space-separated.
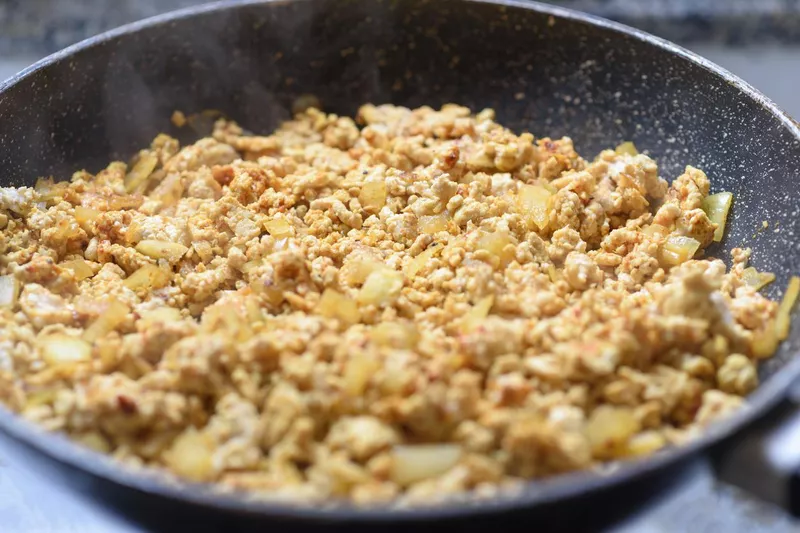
xmin=0 ymin=104 xmax=795 ymax=506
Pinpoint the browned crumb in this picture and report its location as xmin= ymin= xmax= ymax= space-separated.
xmin=171 ymin=110 xmax=187 ymax=128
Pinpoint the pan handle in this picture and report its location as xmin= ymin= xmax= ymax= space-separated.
xmin=710 ymin=380 xmax=800 ymax=515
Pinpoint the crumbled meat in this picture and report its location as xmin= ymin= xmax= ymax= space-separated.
xmin=0 ymin=104 xmax=781 ymax=506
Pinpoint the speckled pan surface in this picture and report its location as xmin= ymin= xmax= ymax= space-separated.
xmin=1 ymin=0 xmax=800 ymax=522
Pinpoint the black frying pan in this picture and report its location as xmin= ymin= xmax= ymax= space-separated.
xmin=2 ymin=0 xmax=800 ymax=531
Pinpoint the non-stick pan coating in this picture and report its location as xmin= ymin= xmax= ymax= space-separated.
xmin=1 ymin=0 xmax=800 ymax=527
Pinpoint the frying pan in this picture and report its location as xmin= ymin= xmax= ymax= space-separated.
xmin=2 ymin=0 xmax=800 ymax=530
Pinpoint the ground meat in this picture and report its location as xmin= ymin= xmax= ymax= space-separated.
xmin=0 ymin=104 xmax=782 ymax=506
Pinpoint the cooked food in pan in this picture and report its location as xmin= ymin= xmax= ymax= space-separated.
xmin=0 ymin=104 xmax=794 ymax=505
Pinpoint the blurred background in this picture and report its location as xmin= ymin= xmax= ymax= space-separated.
xmin=1 ymin=0 xmax=800 ymax=117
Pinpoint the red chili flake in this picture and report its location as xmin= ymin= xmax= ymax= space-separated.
xmin=117 ymin=395 xmax=137 ymax=414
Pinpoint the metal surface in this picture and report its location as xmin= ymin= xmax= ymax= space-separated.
xmin=2 ymin=0 xmax=800 ymax=526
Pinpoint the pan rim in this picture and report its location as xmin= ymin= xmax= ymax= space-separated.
xmin=1 ymin=0 xmax=800 ymax=522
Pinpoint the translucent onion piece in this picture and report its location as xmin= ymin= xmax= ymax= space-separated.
xmin=317 ymin=288 xmax=359 ymax=326
xmin=752 ymin=323 xmax=779 ymax=359
xmin=359 ymin=181 xmax=387 ymax=211
xmin=0 ymin=274 xmax=20 ymax=307
xmin=585 ymin=405 xmax=640 ymax=459
xmin=341 ymin=255 xmax=386 ymax=286
xmin=343 ymin=355 xmax=381 ymax=396
xmin=702 ymin=192 xmax=733 ymax=242
xmin=124 ymin=151 xmax=159 ymax=193
xmin=659 ymin=235 xmax=701 ymax=267
xmin=74 ymin=206 xmax=101 ymax=234
xmin=418 ymin=213 xmax=449 ymax=235
xmin=38 ymin=334 xmax=92 ymax=366
xmin=625 ymin=431 xmax=667 ymax=457
xmin=742 ymin=267 xmax=776 ymax=291
xmin=163 ymin=428 xmax=216 ymax=482
xmin=83 ymin=299 xmax=130 ymax=343
xmin=642 ymin=224 xmax=669 ymax=238
xmin=404 ymin=244 xmax=441 ymax=279
xmin=123 ymin=264 xmax=172 ymax=291
xmin=460 ymin=295 xmax=494 ymax=333
xmin=547 ymin=264 xmax=561 ymax=283
xmin=35 ymin=177 xmax=68 ymax=203
xmin=614 ymin=141 xmax=639 ymax=156
xmin=135 ymin=240 xmax=189 ymax=263
xmin=149 ymin=172 xmax=184 ymax=206
xmin=390 ymin=444 xmax=462 ymax=486
xmin=358 ymin=270 xmax=404 ymax=307
xmin=517 ymin=184 xmax=552 ymax=231
xmin=140 ymin=307 xmax=182 ymax=326
xmin=476 ymin=230 xmax=516 ymax=266
xmin=201 ymin=302 xmax=254 ymax=343
xmin=264 ymin=218 xmax=294 ymax=239
xmin=60 ymin=259 xmax=95 ymax=281
xmin=370 ymin=320 xmax=420 ymax=349
xmin=776 ymin=276 xmax=800 ymax=341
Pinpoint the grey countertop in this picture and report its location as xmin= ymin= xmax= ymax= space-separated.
xmin=2 ymin=0 xmax=800 ymax=57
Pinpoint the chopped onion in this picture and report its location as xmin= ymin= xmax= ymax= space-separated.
xmin=370 ymin=320 xmax=420 ymax=349
xmin=74 ymin=206 xmax=101 ymax=234
xmin=404 ymin=244 xmax=441 ymax=279
xmin=140 ymin=307 xmax=183 ymax=326
xmin=83 ymin=299 xmax=129 ymax=343
xmin=642 ymin=224 xmax=668 ymax=238
xmin=343 ymin=355 xmax=380 ymax=396
xmin=752 ymin=324 xmax=779 ymax=359
xmin=74 ymin=432 xmax=111 ymax=453
xmin=614 ymin=141 xmax=638 ymax=156
xmin=742 ymin=267 xmax=775 ymax=291
xmin=135 ymin=240 xmax=189 ymax=263
xmin=358 ymin=269 xmax=404 ymax=307
xmin=460 ymin=295 xmax=494 ymax=333
xmin=359 ymin=181 xmax=387 ymax=211
xmin=476 ymin=230 xmax=516 ymax=266
xmin=60 ymin=259 xmax=95 ymax=281
xmin=776 ymin=276 xmax=800 ymax=341
xmin=418 ymin=213 xmax=450 ymax=235
xmin=192 ymin=241 xmax=214 ymax=262
xmin=34 ymin=177 xmax=68 ymax=203
xmin=585 ymin=405 xmax=640 ymax=459
xmin=702 ymin=192 xmax=733 ymax=242
xmin=659 ymin=235 xmax=701 ymax=267
xmin=37 ymin=334 xmax=92 ymax=365
xmin=0 ymin=274 xmax=20 ymax=308
xmin=341 ymin=255 xmax=386 ymax=286
xmin=390 ymin=444 xmax=462 ymax=486
xmin=517 ymin=184 xmax=552 ymax=231
xmin=317 ymin=288 xmax=359 ymax=326
xmin=163 ymin=427 xmax=216 ymax=482
xmin=264 ymin=218 xmax=294 ymax=239
xmin=124 ymin=151 xmax=159 ymax=193
xmin=124 ymin=264 xmax=171 ymax=291
xmin=149 ymin=172 xmax=184 ymax=206
xmin=625 ymin=431 xmax=666 ymax=457
xmin=201 ymin=302 xmax=254 ymax=342
xmin=547 ymin=264 xmax=561 ymax=283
